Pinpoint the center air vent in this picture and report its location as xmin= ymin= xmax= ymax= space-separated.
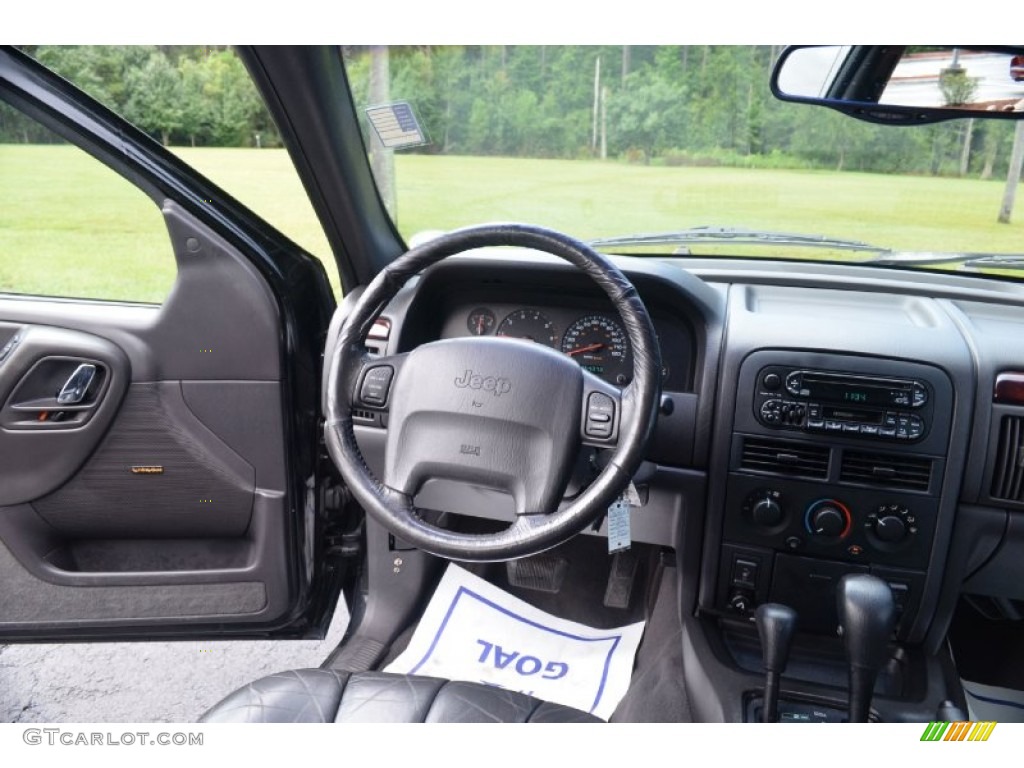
xmin=740 ymin=437 xmax=829 ymax=479
xmin=840 ymin=450 xmax=932 ymax=491
xmin=991 ymin=415 xmax=1024 ymax=503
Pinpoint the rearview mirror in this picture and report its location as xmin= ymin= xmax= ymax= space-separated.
xmin=772 ymin=46 xmax=1024 ymax=124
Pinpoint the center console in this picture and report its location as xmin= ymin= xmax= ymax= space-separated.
xmin=714 ymin=350 xmax=954 ymax=639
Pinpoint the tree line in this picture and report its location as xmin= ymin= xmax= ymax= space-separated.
xmin=4 ymin=46 xmax=278 ymax=148
xmin=344 ymin=45 xmax=1022 ymax=179
xmin=1 ymin=45 xmax=1020 ymax=181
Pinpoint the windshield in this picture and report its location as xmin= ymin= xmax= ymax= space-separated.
xmin=344 ymin=45 xmax=1024 ymax=276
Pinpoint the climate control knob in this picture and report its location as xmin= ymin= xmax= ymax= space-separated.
xmin=805 ymin=499 xmax=851 ymax=538
xmin=752 ymin=498 xmax=784 ymax=527
xmin=744 ymin=489 xmax=785 ymax=528
xmin=866 ymin=504 xmax=916 ymax=546
xmin=873 ymin=515 xmax=907 ymax=543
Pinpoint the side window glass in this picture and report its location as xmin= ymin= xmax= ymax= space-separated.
xmin=21 ymin=45 xmax=340 ymax=298
xmin=0 ymin=100 xmax=175 ymax=303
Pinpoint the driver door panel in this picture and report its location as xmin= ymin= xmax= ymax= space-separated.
xmin=0 ymin=205 xmax=298 ymax=637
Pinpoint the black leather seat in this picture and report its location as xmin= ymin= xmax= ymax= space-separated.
xmin=199 ymin=669 xmax=600 ymax=723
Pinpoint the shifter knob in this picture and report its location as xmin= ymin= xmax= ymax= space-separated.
xmin=756 ymin=603 xmax=798 ymax=673
xmin=755 ymin=603 xmax=798 ymax=722
xmin=837 ymin=574 xmax=896 ymax=722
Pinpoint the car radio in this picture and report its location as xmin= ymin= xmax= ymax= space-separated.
xmin=753 ymin=366 xmax=932 ymax=441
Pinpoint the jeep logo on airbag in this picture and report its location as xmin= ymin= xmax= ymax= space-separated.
xmin=454 ymin=369 xmax=512 ymax=397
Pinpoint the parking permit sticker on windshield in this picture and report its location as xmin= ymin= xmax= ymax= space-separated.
xmin=365 ymin=101 xmax=427 ymax=149
xmin=385 ymin=564 xmax=645 ymax=720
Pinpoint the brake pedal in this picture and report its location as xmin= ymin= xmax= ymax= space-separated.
xmin=506 ymin=555 xmax=568 ymax=594
xmin=603 ymin=550 xmax=639 ymax=610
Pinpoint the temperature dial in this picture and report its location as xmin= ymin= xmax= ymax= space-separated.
xmin=805 ymin=499 xmax=852 ymax=538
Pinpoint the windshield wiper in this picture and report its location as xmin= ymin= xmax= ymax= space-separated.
xmin=863 ymin=252 xmax=1024 ymax=269
xmin=589 ymin=227 xmax=1024 ymax=271
xmin=588 ymin=226 xmax=892 ymax=255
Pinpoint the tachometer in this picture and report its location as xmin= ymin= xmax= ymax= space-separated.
xmin=561 ymin=315 xmax=631 ymax=384
xmin=496 ymin=309 xmax=559 ymax=347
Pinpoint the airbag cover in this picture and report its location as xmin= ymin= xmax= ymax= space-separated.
xmin=384 ymin=337 xmax=582 ymax=515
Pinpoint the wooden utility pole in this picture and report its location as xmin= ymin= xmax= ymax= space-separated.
xmin=959 ymin=119 xmax=974 ymax=176
xmin=998 ymin=121 xmax=1024 ymax=224
xmin=368 ymin=46 xmax=396 ymax=219
xmin=600 ymin=85 xmax=608 ymax=160
xmin=981 ymin=126 xmax=998 ymax=180
xmin=592 ymin=56 xmax=601 ymax=154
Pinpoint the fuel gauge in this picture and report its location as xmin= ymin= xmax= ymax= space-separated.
xmin=467 ymin=308 xmax=496 ymax=336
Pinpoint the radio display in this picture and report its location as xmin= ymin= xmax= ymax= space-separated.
xmin=803 ymin=376 xmax=905 ymax=406
xmin=822 ymin=405 xmax=883 ymax=424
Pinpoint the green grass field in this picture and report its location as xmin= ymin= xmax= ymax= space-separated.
xmin=2 ymin=145 xmax=1023 ymax=303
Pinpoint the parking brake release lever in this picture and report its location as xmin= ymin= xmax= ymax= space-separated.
xmin=56 ymin=363 xmax=97 ymax=405
xmin=754 ymin=603 xmax=797 ymax=723
xmin=837 ymin=574 xmax=896 ymax=723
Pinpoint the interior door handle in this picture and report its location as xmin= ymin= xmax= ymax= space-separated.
xmin=56 ymin=363 xmax=97 ymax=405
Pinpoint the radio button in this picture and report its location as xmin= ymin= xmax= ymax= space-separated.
xmin=842 ymin=423 xmax=861 ymax=433
xmin=860 ymin=425 xmax=879 ymax=436
xmin=825 ymin=420 xmax=843 ymax=432
xmin=763 ymin=373 xmax=781 ymax=390
xmin=806 ymin=419 xmax=825 ymax=430
xmin=880 ymin=427 xmax=897 ymax=438
xmin=808 ymin=403 xmax=822 ymax=418
xmin=912 ymin=383 xmax=927 ymax=407
xmin=785 ymin=372 xmax=801 ymax=396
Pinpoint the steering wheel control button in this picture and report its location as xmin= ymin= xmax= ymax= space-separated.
xmin=585 ymin=392 xmax=616 ymax=438
xmin=359 ymin=365 xmax=395 ymax=407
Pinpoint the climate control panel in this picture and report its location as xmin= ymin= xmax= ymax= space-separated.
xmin=727 ymin=477 xmax=932 ymax=569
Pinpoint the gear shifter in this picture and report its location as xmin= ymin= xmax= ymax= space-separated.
xmin=836 ymin=574 xmax=896 ymax=723
xmin=754 ymin=603 xmax=798 ymax=723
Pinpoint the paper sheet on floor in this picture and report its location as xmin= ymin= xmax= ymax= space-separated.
xmin=384 ymin=563 xmax=645 ymax=721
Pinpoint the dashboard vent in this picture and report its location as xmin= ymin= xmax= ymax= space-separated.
xmin=840 ymin=450 xmax=931 ymax=491
xmin=991 ymin=415 xmax=1024 ymax=502
xmin=740 ymin=437 xmax=830 ymax=479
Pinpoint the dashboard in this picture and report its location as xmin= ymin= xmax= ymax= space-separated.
xmin=338 ymin=248 xmax=1024 ymax=722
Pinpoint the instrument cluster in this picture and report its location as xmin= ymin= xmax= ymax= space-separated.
xmin=457 ymin=304 xmax=669 ymax=386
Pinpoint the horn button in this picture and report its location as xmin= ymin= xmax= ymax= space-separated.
xmin=384 ymin=337 xmax=583 ymax=515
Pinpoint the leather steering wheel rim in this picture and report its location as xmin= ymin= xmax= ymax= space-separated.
xmin=324 ymin=223 xmax=661 ymax=562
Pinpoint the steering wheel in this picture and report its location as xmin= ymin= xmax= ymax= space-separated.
xmin=324 ymin=223 xmax=661 ymax=561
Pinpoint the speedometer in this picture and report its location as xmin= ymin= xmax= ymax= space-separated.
xmin=561 ymin=315 xmax=631 ymax=385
